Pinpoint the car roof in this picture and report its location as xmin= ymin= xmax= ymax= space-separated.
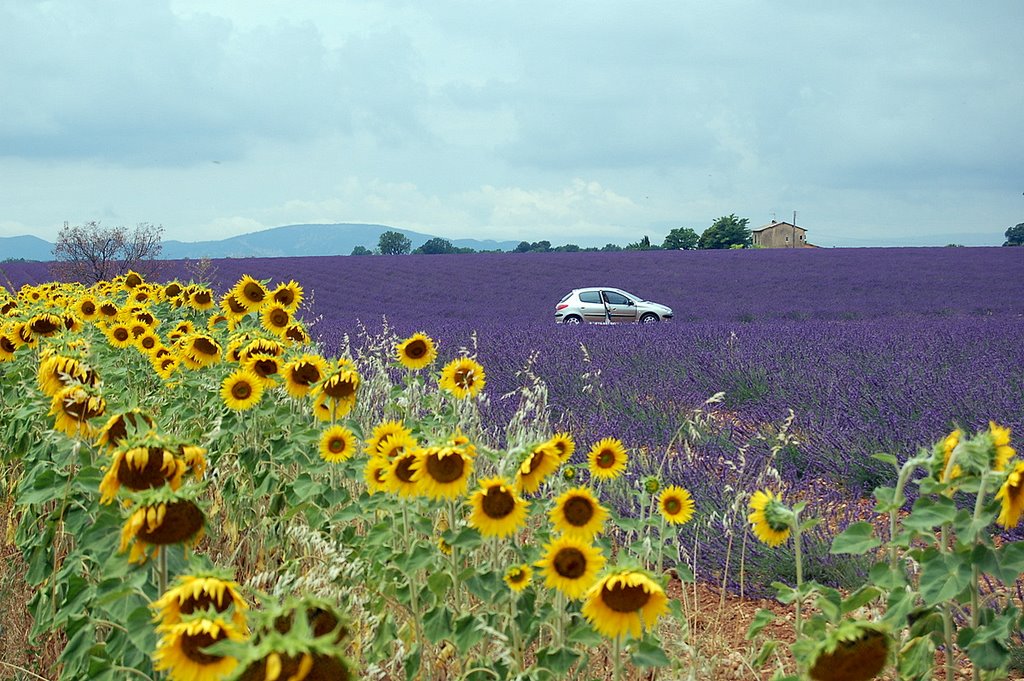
xmin=573 ymin=287 xmax=631 ymax=295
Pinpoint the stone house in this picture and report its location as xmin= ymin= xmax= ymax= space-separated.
xmin=751 ymin=220 xmax=817 ymax=248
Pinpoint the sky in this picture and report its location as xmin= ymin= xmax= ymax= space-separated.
xmin=1 ymin=1 xmax=1022 ymax=248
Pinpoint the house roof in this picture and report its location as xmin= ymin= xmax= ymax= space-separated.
xmin=752 ymin=220 xmax=805 ymax=233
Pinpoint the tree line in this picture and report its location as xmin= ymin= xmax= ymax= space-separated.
xmin=365 ymin=214 xmax=755 ymax=255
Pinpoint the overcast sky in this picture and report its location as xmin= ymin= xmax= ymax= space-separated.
xmin=1 ymin=1 xmax=1022 ymax=248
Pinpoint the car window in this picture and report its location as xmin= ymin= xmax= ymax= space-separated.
xmin=578 ymin=291 xmax=602 ymax=304
xmin=603 ymin=291 xmax=629 ymax=305
xmin=559 ymin=292 xmax=573 ymax=303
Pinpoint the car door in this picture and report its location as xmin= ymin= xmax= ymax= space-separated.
xmin=577 ymin=290 xmax=607 ymax=323
xmin=602 ymin=290 xmax=637 ymax=323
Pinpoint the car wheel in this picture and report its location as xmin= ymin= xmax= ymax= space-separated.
xmin=563 ymin=315 xmax=583 ymax=325
xmin=639 ymin=313 xmax=659 ymax=324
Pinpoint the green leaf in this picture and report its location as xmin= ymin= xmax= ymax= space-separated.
xmin=752 ymin=640 xmax=779 ymax=668
xmin=919 ymin=548 xmax=972 ymax=607
xmin=536 ymin=646 xmax=581 ymax=675
xmin=841 ymin=586 xmax=882 ymax=614
xmin=567 ymin=625 xmax=604 ymax=647
xmin=772 ymin=582 xmax=796 ymax=604
xmin=630 ymin=638 xmax=670 ymax=668
xmin=745 ymin=608 xmax=776 ymax=640
xmin=426 ymin=571 xmax=453 ymax=598
xmin=421 ymin=605 xmax=452 ymax=643
xmin=453 ymin=614 xmax=486 ymax=653
xmin=404 ymin=645 xmax=421 ymax=681
xmin=995 ymin=542 xmax=1024 ymax=582
xmin=830 ymin=522 xmax=881 ymax=555
xmin=873 ymin=485 xmax=902 ymax=513
xmin=952 ymin=509 xmax=992 ymax=547
xmin=903 ymin=496 xmax=958 ymax=532
xmin=871 ymin=453 xmax=899 ymax=467
xmin=882 ymin=587 xmax=916 ymax=627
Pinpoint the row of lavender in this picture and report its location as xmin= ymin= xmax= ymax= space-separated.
xmin=5 ymin=248 xmax=1023 ymax=485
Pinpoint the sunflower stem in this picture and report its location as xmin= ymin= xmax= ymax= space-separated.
xmin=970 ymin=472 xmax=988 ymax=681
xmin=447 ymin=499 xmax=463 ymax=615
xmin=612 ymin=635 xmax=623 ymax=681
xmin=509 ymin=593 xmax=524 ymax=672
xmin=157 ymin=546 xmax=168 ymax=596
xmin=792 ymin=507 xmax=803 ymax=642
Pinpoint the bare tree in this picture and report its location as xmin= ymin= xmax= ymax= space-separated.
xmin=51 ymin=221 xmax=165 ymax=283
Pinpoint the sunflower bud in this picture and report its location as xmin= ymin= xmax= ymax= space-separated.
xmin=642 ymin=475 xmax=661 ymax=494
xmin=562 ymin=466 xmax=577 ymax=481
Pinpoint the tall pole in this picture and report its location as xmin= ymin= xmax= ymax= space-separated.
xmin=792 ymin=211 xmax=797 ymax=248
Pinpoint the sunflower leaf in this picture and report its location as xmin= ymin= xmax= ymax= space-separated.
xmin=630 ymin=637 xmax=670 ymax=668
xmin=536 ymin=646 xmax=581 ymax=675
xmin=830 ymin=522 xmax=881 ymax=555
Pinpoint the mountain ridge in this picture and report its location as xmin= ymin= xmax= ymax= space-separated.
xmin=1 ymin=223 xmax=523 ymax=261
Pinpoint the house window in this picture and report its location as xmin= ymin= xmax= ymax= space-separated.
xmin=785 ymin=236 xmax=789 ymax=242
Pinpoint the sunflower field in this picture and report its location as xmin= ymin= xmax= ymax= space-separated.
xmin=2 ymin=266 xmax=1024 ymax=681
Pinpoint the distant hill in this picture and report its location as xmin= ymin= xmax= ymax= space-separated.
xmin=0 ymin=235 xmax=54 ymax=262
xmin=2 ymin=223 xmax=522 ymax=261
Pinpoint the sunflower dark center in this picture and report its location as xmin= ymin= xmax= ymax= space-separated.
xmin=453 ymin=368 xmax=474 ymax=388
xmin=131 ymin=325 xmax=146 ymax=338
xmin=596 ymin=450 xmax=615 ymax=468
xmin=405 ymin=340 xmax=427 ymax=359
xmin=81 ymin=301 xmax=96 ymax=315
xmin=553 ymin=548 xmax=587 ymax=579
xmin=180 ymin=591 xmax=228 ymax=615
xmin=809 ymin=630 xmax=888 ymax=681
xmin=329 ymin=437 xmax=347 ymax=454
xmin=141 ymin=337 xmax=156 ymax=349
xmin=481 ymin=486 xmax=515 ymax=519
xmin=0 ymin=337 xmax=15 ymax=353
xmin=292 ymin=364 xmax=321 ymax=386
xmin=523 ymin=450 xmax=546 ymax=476
xmin=426 ymin=452 xmax=465 ymax=483
xmin=563 ymin=496 xmax=594 ymax=527
xmin=507 ymin=568 xmax=526 ymax=583
xmin=165 ymin=284 xmax=182 ymax=297
xmin=117 ymin=448 xmax=171 ymax=491
xmin=125 ymin=273 xmax=142 ymax=287
xmin=252 ymin=359 xmax=278 ymax=377
xmin=324 ymin=377 xmax=356 ymax=399
xmin=664 ymin=497 xmax=682 ymax=514
xmin=231 ymin=381 xmax=253 ymax=400
xmin=137 ymin=312 xmax=155 ymax=325
xmin=31 ymin=317 xmax=60 ymax=334
xmin=270 ymin=309 xmax=289 ymax=327
xmin=395 ymin=455 xmax=417 ymax=483
xmin=194 ymin=291 xmax=212 ymax=305
xmin=193 ymin=338 xmax=218 ymax=356
xmin=286 ymin=326 xmax=306 ymax=343
xmin=274 ymin=290 xmax=295 ymax=306
xmin=243 ymin=283 xmax=265 ymax=303
xmin=137 ymin=501 xmax=204 ymax=545
xmin=100 ymin=303 xmax=118 ymax=317
xmin=180 ymin=630 xmax=224 ymax=665
xmin=113 ymin=328 xmax=130 ymax=342
xmin=601 ymin=583 xmax=651 ymax=613
xmin=227 ymin=296 xmax=247 ymax=314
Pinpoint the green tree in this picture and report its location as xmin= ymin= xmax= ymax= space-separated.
xmin=698 ymin=214 xmax=751 ymax=249
xmin=415 ymin=237 xmax=457 ymax=254
xmin=377 ymin=230 xmax=412 ymax=255
xmin=626 ymin=235 xmax=659 ymax=250
xmin=1003 ymin=222 xmax=1024 ymax=246
xmin=600 ymin=243 xmax=623 ymax=252
xmin=514 ymin=241 xmax=532 ymax=253
xmin=662 ymin=227 xmax=700 ymax=250
xmin=350 ymin=245 xmax=373 ymax=256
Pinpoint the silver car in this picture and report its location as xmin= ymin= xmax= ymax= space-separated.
xmin=555 ymin=287 xmax=673 ymax=324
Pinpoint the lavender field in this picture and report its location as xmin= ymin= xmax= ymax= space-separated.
xmin=5 ymin=247 xmax=1023 ymax=491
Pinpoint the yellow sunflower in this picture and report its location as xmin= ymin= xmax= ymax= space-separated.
xmin=260 ymin=304 xmax=292 ymax=336
xmin=244 ymin=354 xmax=281 ymax=386
xmin=283 ymin=322 xmax=308 ymax=345
xmin=99 ymin=445 xmax=184 ymax=504
xmin=168 ymin=320 xmax=196 ymax=342
xmin=106 ymin=322 xmax=134 ymax=349
xmin=231 ymin=275 xmax=268 ymax=312
xmin=747 ymin=490 xmax=793 ymax=547
xmin=366 ymin=420 xmax=412 ymax=457
xmin=151 ymin=574 xmax=248 ymax=629
xmin=94 ymin=409 xmax=155 ymax=451
xmin=311 ymin=368 xmax=360 ymax=420
xmin=515 ymin=441 xmax=562 ymax=494
xmin=996 ymin=460 xmax=1024 ymax=529
xmin=281 ymin=354 xmax=328 ymax=398
xmin=439 ymin=357 xmax=486 ymax=399
xmin=467 ymin=477 xmax=529 ymax=538
xmin=49 ymin=384 xmax=106 ymax=438
xmin=74 ymin=295 xmax=99 ymax=321
xmin=385 ymin=451 xmax=423 ymax=498
xmin=37 ymin=353 xmax=90 ymax=397
xmin=410 ymin=445 xmax=474 ymax=500
xmin=582 ymin=570 xmax=669 ymax=640
xmin=549 ymin=487 xmax=608 ymax=540
xmin=319 ymin=425 xmax=358 ymax=464
xmin=808 ymin=620 xmax=891 ymax=681
xmin=220 ymin=369 xmax=264 ymax=411
xmin=548 ymin=432 xmax=576 ymax=462
xmin=364 ymin=456 xmax=390 ymax=495
xmin=658 ymin=485 xmax=695 ymax=525
xmin=989 ymin=422 xmax=1015 ymax=473
xmin=188 ymin=286 xmax=215 ymax=311
xmin=220 ymin=292 xmax=250 ymax=319
xmin=587 ymin=437 xmax=629 ymax=480
xmin=179 ymin=333 xmax=221 ymax=370
xmin=396 ymin=332 xmax=438 ymax=370
xmin=271 ymin=280 xmax=304 ymax=312
xmin=504 ymin=564 xmax=533 ymax=592
xmin=119 ymin=497 xmax=205 ymax=564
xmin=152 ymin=617 xmax=243 ymax=681
xmin=0 ymin=331 xmax=17 ymax=362
xmin=536 ymin=535 xmax=606 ymax=600
xmin=376 ymin=433 xmax=419 ymax=461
